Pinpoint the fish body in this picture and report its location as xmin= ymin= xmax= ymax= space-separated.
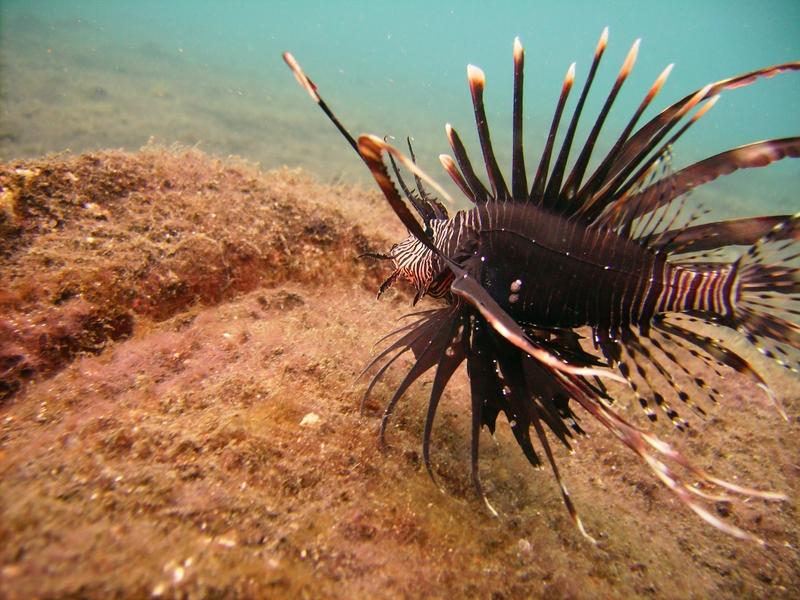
xmin=398 ymin=201 xmax=703 ymax=331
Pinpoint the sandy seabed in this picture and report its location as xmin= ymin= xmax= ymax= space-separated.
xmin=0 ymin=147 xmax=798 ymax=599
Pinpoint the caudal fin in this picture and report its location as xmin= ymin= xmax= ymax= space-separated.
xmin=735 ymin=213 xmax=800 ymax=373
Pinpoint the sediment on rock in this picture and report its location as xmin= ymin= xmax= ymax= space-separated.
xmin=0 ymin=146 xmax=398 ymax=401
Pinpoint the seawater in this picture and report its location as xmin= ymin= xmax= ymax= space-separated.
xmin=1 ymin=0 xmax=798 ymax=218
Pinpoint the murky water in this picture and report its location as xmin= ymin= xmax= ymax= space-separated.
xmin=1 ymin=0 xmax=798 ymax=216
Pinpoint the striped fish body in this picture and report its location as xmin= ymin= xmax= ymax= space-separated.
xmin=436 ymin=203 xmax=728 ymax=334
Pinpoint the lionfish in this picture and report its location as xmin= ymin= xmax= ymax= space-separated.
xmin=284 ymin=29 xmax=800 ymax=543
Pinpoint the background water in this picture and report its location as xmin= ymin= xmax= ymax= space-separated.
xmin=1 ymin=0 xmax=798 ymax=217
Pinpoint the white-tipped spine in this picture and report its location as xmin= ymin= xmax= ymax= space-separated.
xmin=445 ymin=122 xmax=455 ymax=143
xmin=650 ymin=63 xmax=674 ymax=99
xmin=675 ymin=83 xmax=712 ymax=119
xmin=565 ymin=62 xmax=576 ymax=88
xmin=618 ymin=39 xmax=641 ymax=80
xmin=282 ymin=52 xmax=320 ymax=103
xmin=467 ymin=63 xmax=486 ymax=88
xmin=596 ymin=26 xmax=609 ymax=56
xmin=513 ymin=36 xmax=524 ymax=61
xmin=691 ymin=94 xmax=720 ymax=121
xmin=360 ymin=134 xmax=456 ymax=206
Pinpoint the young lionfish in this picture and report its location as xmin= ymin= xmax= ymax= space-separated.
xmin=284 ymin=29 xmax=800 ymax=543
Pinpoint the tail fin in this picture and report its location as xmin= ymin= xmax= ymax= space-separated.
xmin=735 ymin=213 xmax=800 ymax=373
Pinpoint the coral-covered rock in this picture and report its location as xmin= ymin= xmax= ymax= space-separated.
xmin=0 ymin=147 xmax=394 ymax=400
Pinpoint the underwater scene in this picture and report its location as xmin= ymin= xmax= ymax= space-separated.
xmin=1 ymin=1 xmax=799 ymax=598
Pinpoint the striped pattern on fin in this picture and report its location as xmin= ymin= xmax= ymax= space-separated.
xmin=736 ymin=214 xmax=800 ymax=374
xmin=655 ymin=215 xmax=793 ymax=254
xmin=542 ymin=28 xmax=609 ymax=210
xmin=562 ymin=38 xmax=640 ymax=204
xmin=653 ymin=318 xmax=786 ymax=419
xmin=468 ymin=64 xmax=510 ymax=201
xmin=580 ymin=63 xmax=800 ymax=223
xmin=604 ymin=62 xmax=800 ymax=189
xmin=574 ymin=63 xmax=674 ymax=218
xmin=623 ymin=138 xmax=800 ymax=234
xmin=571 ymin=389 xmax=784 ymax=544
xmin=589 ymin=90 xmax=719 ymax=224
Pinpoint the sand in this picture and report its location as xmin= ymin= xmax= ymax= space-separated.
xmin=0 ymin=147 xmax=798 ymax=599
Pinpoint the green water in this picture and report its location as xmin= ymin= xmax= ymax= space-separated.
xmin=1 ymin=0 xmax=798 ymax=217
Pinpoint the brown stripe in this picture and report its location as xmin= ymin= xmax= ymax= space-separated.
xmin=719 ymin=265 xmax=738 ymax=317
xmin=661 ymin=269 xmax=681 ymax=312
xmin=697 ymin=272 xmax=712 ymax=311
